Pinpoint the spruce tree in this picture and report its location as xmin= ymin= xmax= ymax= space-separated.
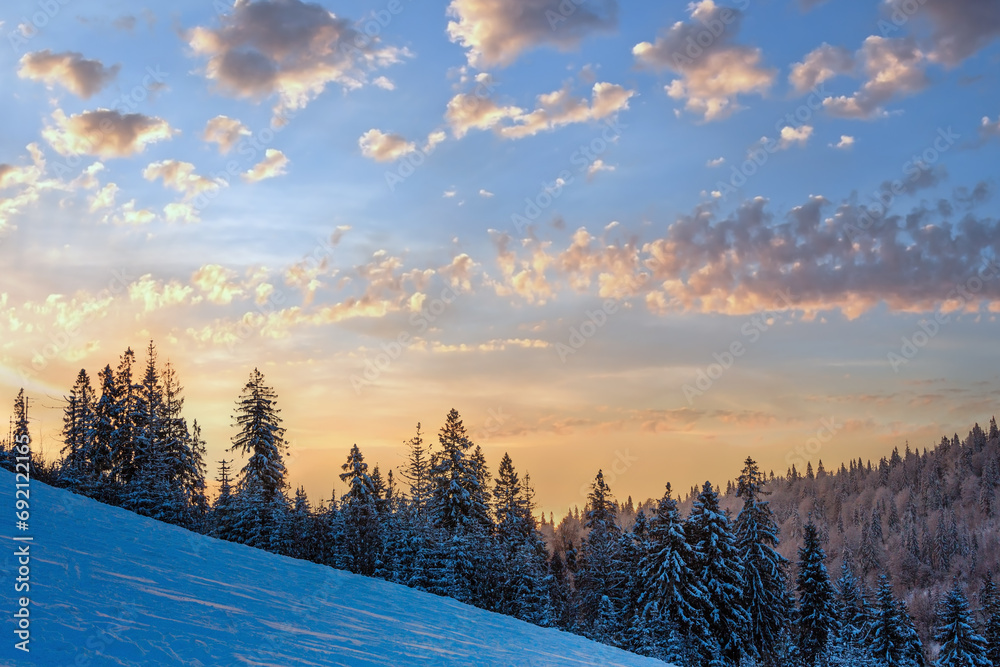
xmin=735 ymin=456 xmax=790 ymax=665
xmin=429 ymin=409 xmax=478 ymax=536
xmin=686 ymin=480 xmax=749 ymax=664
xmin=795 ymin=520 xmax=838 ymax=665
xmin=211 ymin=459 xmax=236 ymax=541
xmin=637 ymin=484 xmax=709 ymax=661
xmin=60 ymin=369 xmax=96 ymax=490
xmin=934 ymin=582 xmax=989 ymax=667
xmin=111 ymin=347 xmax=139 ymax=487
xmin=229 ymin=369 xmax=288 ymax=548
xmin=90 ymin=365 xmax=118 ymax=499
xmin=868 ymin=574 xmax=923 ymax=667
xmin=980 ymin=572 xmax=1000 ymax=665
xmin=401 ymin=423 xmax=431 ymax=516
xmin=576 ymin=470 xmax=622 ymax=636
xmin=339 ymin=443 xmax=381 ymax=576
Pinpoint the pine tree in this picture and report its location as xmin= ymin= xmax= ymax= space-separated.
xmin=401 ymin=423 xmax=431 ymax=516
xmin=211 ymin=460 xmax=236 ymax=541
xmin=111 ymin=347 xmax=139 ymax=488
xmin=685 ymin=480 xmax=749 ymax=664
xmin=229 ymin=369 xmax=288 ymax=549
xmin=60 ymin=370 xmax=96 ymax=490
xmin=868 ymin=574 xmax=923 ymax=667
xmin=795 ymin=520 xmax=838 ymax=665
xmin=429 ymin=409 xmax=478 ymax=536
xmin=934 ymin=582 xmax=989 ymax=667
xmin=735 ymin=457 xmax=790 ymax=665
xmin=6 ymin=389 xmax=31 ymax=474
xmin=979 ymin=571 xmax=1000 ymax=665
xmin=636 ymin=484 xmax=709 ymax=661
xmin=576 ymin=470 xmax=622 ymax=635
xmin=339 ymin=443 xmax=381 ymax=576
xmin=90 ymin=365 xmax=118 ymax=499
xmin=835 ymin=557 xmax=871 ymax=653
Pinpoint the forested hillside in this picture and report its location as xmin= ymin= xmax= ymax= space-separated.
xmin=3 ymin=341 xmax=999 ymax=666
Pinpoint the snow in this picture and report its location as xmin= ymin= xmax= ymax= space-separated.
xmin=0 ymin=472 xmax=670 ymax=666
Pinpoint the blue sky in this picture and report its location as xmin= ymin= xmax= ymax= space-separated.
xmin=1 ymin=0 xmax=999 ymax=513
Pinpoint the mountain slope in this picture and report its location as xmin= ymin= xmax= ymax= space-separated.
xmin=0 ymin=472 xmax=667 ymax=666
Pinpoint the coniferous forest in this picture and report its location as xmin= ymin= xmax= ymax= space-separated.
xmin=4 ymin=341 xmax=1000 ymax=667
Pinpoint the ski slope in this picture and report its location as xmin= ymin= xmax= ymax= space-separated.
xmin=0 ymin=472 xmax=669 ymax=666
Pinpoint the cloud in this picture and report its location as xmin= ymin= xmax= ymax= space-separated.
xmin=586 ymin=159 xmax=615 ymax=179
xmin=447 ymin=81 xmax=633 ymax=140
xmin=128 ymin=275 xmax=194 ymax=313
xmin=17 ymin=50 xmax=120 ymax=99
xmin=822 ymin=37 xmax=928 ymax=119
xmin=42 ymin=109 xmax=175 ymax=158
xmin=498 ymin=82 xmax=633 ymax=139
xmin=143 ymin=160 xmax=222 ymax=199
xmin=163 ymin=202 xmax=200 ymax=224
xmin=981 ymin=115 xmax=1000 ymax=140
xmin=0 ymin=144 xmax=50 ymax=235
xmin=358 ymin=129 xmax=416 ymax=162
xmin=788 ymin=43 xmax=854 ymax=94
xmin=488 ymin=189 xmax=1000 ymax=319
xmin=479 ymin=189 xmax=494 ymax=198
xmin=445 ymin=94 xmax=524 ymax=139
xmin=832 ymin=135 xmax=855 ymax=149
xmin=446 ymin=0 xmax=617 ymax=68
xmin=185 ymin=0 xmax=408 ymax=119
xmin=776 ymin=125 xmax=813 ymax=150
xmin=203 ymin=115 xmax=250 ymax=154
xmin=372 ymin=76 xmax=395 ymax=90
xmin=114 ymin=199 xmax=156 ymax=226
xmin=242 ymin=149 xmax=289 ymax=182
xmin=191 ymin=264 xmax=244 ymax=305
xmin=885 ymin=0 xmax=1000 ymax=66
xmin=88 ymin=182 xmax=118 ymax=212
xmin=706 ymin=157 xmax=725 ymax=167
xmin=633 ymin=0 xmax=775 ymax=121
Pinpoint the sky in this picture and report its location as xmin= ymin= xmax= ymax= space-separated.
xmin=1 ymin=0 xmax=999 ymax=518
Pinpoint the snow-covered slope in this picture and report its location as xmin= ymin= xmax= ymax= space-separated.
xmin=0 ymin=472 xmax=668 ymax=666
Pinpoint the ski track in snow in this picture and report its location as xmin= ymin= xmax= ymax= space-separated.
xmin=0 ymin=472 xmax=671 ymax=666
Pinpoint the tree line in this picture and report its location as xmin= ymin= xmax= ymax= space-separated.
xmin=1 ymin=341 xmax=998 ymax=666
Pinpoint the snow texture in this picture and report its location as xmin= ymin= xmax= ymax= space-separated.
xmin=0 ymin=472 xmax=671 ymax=666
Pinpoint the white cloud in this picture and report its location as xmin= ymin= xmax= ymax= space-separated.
xmin=18 ymin=50 xmax=120 ymax=98
xmin=203 ymin=116 xmax=250 ymax=154
xmin=186 ymin=0 xmax=408 ymax=120
xmin=358 ymin=129 xmax=416 ymax=162
xmin=242 ymin=149 xmax=289 ymax=182
xmin=633 ymin=0 xmax=775 ymax=121
xmin=446 ymin=0 xmax=617 ymax=68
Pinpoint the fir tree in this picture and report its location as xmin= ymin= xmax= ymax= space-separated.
xmin=735 ymin=457 xmax=790 ymax=665
xmin=60 ymin=369 xmax=96 ymax=489
xmin=429 ymin=409 xmax=479 ymax=536
xmin=90 ymin=365 xmax=118 ymax=499
xmin=401 ymin=423 xmax=431 ymax=516
xmin=229 ymin=369 xmax=288 ymax=549
xmin=211 ymin=460 xmax=236 ymax=541
xmin=339 ymin=443 xmax=381 ymax=576
xmin=576 ymin=470 xmax=622 ymax=635
xmin=111 ymin=347 xmax=139 ymax=487
xmin=686 ymin=480 xmax=749 ymax=664
xmin=868 ymin=574 xmax=923 ymax=667
xmin=637 ymin=484 xmax=709 ymax=661
xmin=933 ymin=582 xmax=989 ymax=667
xmin=795 ymin=520 xmax=838 ymax=665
